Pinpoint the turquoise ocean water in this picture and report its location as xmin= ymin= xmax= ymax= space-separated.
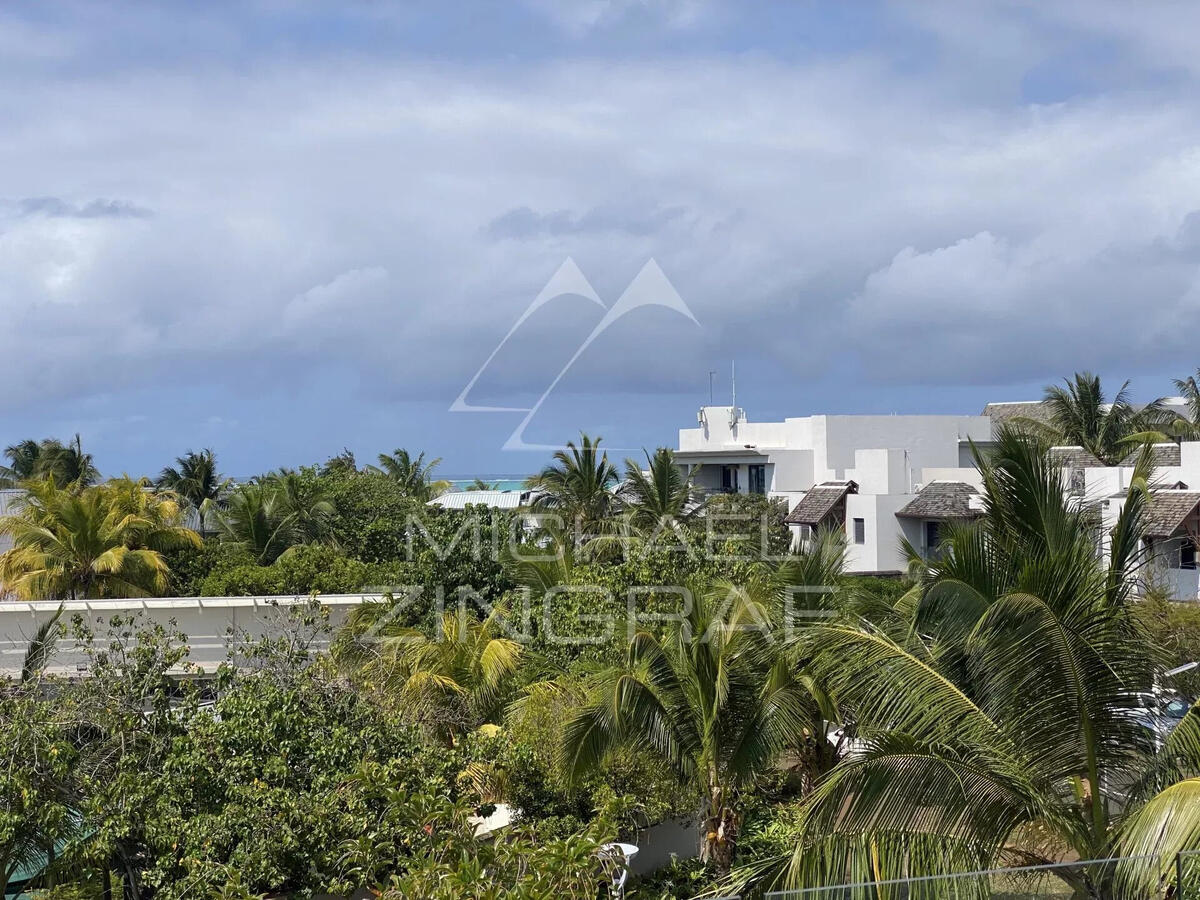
xmin=445 ymin=478 xmax=528 ymax=492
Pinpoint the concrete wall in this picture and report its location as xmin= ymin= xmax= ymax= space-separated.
xmin=820 ymin=415 xmax=991 ymax=475
xmin=768 ymin=449 xmax=816 ymax=493
xmin=919 ymin=467 xmax=984 ymax=490
xmin=844 ymin=493 xmax=915 ymax=574
xmin=0 ymin=594 xmax=380 ymax=677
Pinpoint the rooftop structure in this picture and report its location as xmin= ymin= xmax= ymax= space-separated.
xmin=0 ymin=593 xmax=382 ymax=677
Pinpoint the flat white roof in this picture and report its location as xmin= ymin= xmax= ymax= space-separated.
xmin=0 ymin=593 xmax=388 ymax=614
xmin=430 ymin=490 xmax=526 ymax=509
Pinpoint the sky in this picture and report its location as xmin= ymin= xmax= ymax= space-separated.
xmin=4 ymin=1 xmax=1200 ymax=479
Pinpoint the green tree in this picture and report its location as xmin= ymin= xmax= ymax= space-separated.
xmin=320 ymin=447 xmax=358 ymax=477
xmin=0 ymin=478 xmax=200 ymax=600
xmin=466 ymin=478 xmax=495 ymax=491
xmin=619 ymin=447 xmax=700 ymax=532
xmin=336 ymin=606 xmax=524 ymax=743
xmin=0 ymin=439 xmax=44 ymax=488
xmin=0 ymin=436 xmax=98 ymax=489
xmin=1028 ymin=372 xmax=1166 ymax=464
xmin=1165 ymin=368 xmax=1200 ymax=439
xmin=775 ymin=429 xmax=1200 ymax=894
xmin=155 ymin=448 xmax=231 ymax=533
xmin=559 ymin=574 xmax=826 ymax=877
xmin=216 ymin=476 xmax=333 ymax=564
xmin=0 ymin=687 xmax=81 ymax=897
xmin=525 ymin=433 xmax=619 ymax=535
xmin=373 ymin=449 xmax=449 ymax=502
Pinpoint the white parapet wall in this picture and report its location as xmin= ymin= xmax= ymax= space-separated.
xmin=0 ymin=593 xmax=385 ymax=677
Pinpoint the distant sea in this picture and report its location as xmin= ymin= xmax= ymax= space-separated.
xmin=444 ymin=477 xmax=529 ymax=492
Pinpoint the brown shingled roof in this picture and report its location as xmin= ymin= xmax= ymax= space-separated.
xmin=785 ymin=481 xmax=856 ymax=526
xmin=1048 ymin=443 xmax=1182 ymax=469
xmin=1142 ymin=491 xmax=1200 ymax=538
xmin=982 ymin=401 xmax=1053 ymax=426
xmin=896 ymin=482 xmax=985 ymax=520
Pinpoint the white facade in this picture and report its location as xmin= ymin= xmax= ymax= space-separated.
xmin=677 ymin=406 xmax=993 ymax=574
xmin=0 ymin=593 xmax=379 ymax=677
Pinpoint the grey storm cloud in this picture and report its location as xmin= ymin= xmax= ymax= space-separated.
xmin=5 ymin=0 xmax=1200 ymax=473
xmin=484 ymin=205 xmax=688 ymax=240
xmin=15 ymin=196 xmax=153 ymax=219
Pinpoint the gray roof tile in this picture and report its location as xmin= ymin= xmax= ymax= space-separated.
xmin=784 ymin=481 xmax=856 ymax=526
xmin=896 ymin=482 xmax=985 ymax=520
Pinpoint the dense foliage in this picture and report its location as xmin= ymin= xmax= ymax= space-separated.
xmin=8 ymin=383 xmax=1200 ymax=897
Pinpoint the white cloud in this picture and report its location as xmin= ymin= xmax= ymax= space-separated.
xmin=1 ymin=3 xmax=1199 ymax=440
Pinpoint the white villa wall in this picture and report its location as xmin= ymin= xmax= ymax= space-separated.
xmin=680 ymin=408 xmax=992 ymax=575
xmin=919 ymin=467 xmax=984 ymax=489
xmin=681 ymin=407 xmax=792 ymax=451
xmin=768 ymin=449 xmax=815 ymax=493
xmin=819 ymin=415 xmax=991 ymax=476
xmin=0 ymin=594 xmax=378 ymax=677
xmin=843 ymin=493 xmax=914 ymax=573
xmin=845 ymin=448 xmax=910 ymax=495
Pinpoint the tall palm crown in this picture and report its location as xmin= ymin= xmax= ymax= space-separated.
xmin=777 ymin=429 xmax=1200 ymax=893
xmin=559 ymin=538 xmax=846 ymax=877
xmin=336 ymin=605 xmax=523 ymax=743
xmin=1033 ymin=372 xmax=1164 ymax=465
xmin=618 ymin=447 xmax=699 ymax=531
xmin=0 ymin=478 xmax=200 ymax=600
xmin=156 ymin=448 xmax=230 ymax=533
xmin=1169 ymin=368 xmax=1200 ymax=439
xmin=374 ymin=449 xmax=449 ymax=502
xmin=216 ymin=476 xmax=333 ymax=564
xmin=0 ymin=435 xmax=99 ymax=489
xmin=0 ymin=439 xmax=43 ymax=487
xmin=525 ymin=434 xmax=619 ymax=533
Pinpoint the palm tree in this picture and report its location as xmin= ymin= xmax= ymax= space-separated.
xmin=559 ymin=570 xmax=829 ymax=877
xmin=156 ymin=449 xmax=230 ymax=533
xmin=618 ymin=447 xmax=699 ymax=533
xmin=321 ymin=448 xmax=358 ymax=477
xmin=466 ymin=478 xmax=496 ymax=491
xmin=216 ymin=476 xmax=333 ymax=564
xmin=0 ymin=478 xmax=200 ymax=600
xmin=0 ymin=439 xmax=43 ymax=487
xmin=335 ymin=605 xmax=524 ymax=743
xmin=770 ymin=428 xmax=1200 ymax=894
xmin=0 ymin=435 xmax=98 ymax=489
xmin=1029 ymin=372 xmax=1166 ymax=465
xmin=525 ymin=434 xmax=619 ymax=534
xmin=1167 ymin=368 xmax=1200 ymax=438
xmin=270 ymin=471 xmax=334 ymax=544
xmin=374 ymin=449 xmax=450 ymax=501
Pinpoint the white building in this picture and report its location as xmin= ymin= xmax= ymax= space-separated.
xmin=675 ymin=401 xmax=1200 ymax=594
xmin=0 ymin=593 xmax=380 ymax=677
xmin=676 ymin=406 xmax=993 ymax=574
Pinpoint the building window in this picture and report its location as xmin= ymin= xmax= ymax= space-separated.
xmin=721 ymin=465 xmax=739 ymax=493
xmin=1183 ymin=541 xmax=1197 ymax=570
xmin=748 ymin=464 xmax=766 ymax=495
xmin=925 ymin=520 xmax=942 ymax=553
xmin=853 ymin=517 xmax=865 ymax=545
xmin=1069 ymin=468 xmax=1085 ymax=496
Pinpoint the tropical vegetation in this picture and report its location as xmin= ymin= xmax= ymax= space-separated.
xmin=7 ymin=369 xmax=1200 ymax=897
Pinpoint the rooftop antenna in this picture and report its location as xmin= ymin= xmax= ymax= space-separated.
xmin=709 ymin=370 xmax=715 ymax=406
xmin=730 ymin=360 xmax=740 ymax=428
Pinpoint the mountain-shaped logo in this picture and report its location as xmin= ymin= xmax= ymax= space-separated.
xmin=450 ymin=257 xmax=699 ymax=450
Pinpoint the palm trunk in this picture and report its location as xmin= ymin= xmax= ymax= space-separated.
xmin=699 ymin=782 xmax=740 ymax=878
